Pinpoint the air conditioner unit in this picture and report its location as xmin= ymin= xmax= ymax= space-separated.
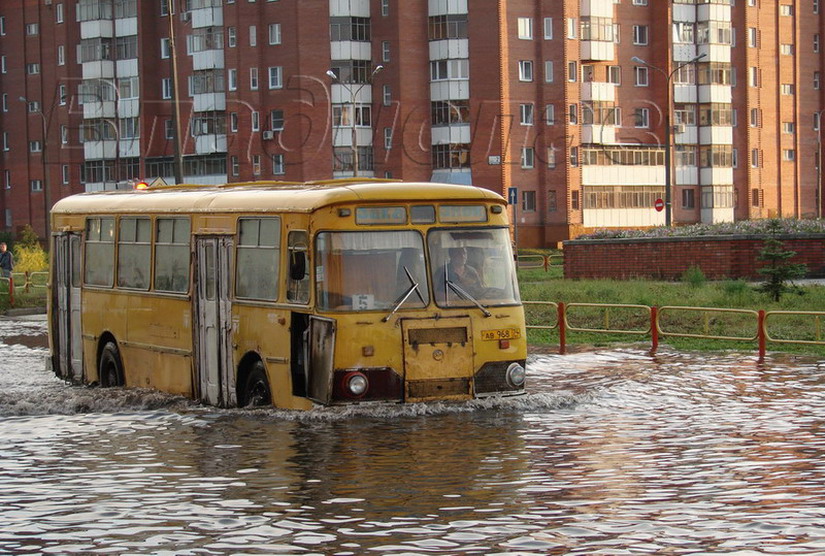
xmin=262 ymin=130 xmax=274 ymax=140
xmin=672 ymin=124 xmax=686 ymax=134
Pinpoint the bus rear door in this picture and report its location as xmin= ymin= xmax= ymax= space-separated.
xmin=195 ymin=236 xmax=235 ymax=407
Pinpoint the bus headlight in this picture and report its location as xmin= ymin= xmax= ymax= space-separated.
xmin=345 ymin=372 xmax=369 ymax=396
xmin=505 ymin=362 xmax=526 ymax=388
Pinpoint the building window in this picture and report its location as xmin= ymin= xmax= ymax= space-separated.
xmin=58 ymin=45 xmax=65 ymax=66
xmin=62 ymin=165 xmax=70 ymax=185
xmin=815 ymin=71 xmax=821 ymax=90
xmin=519 ymin=60 xmax=534 ymax=81
xmin=783 ymin=149 xmax=795 ymax=161
xmin=269 ymin=23 xmax=281 ymax=45
xmin=162 ymin=78 xmax=172 ymax=99
xmin=751 ymin=149 xmax=760 ymax=168
xmin=228 ymin=68 xmax=237 ymax=91
xmin=750 ymin=108 xmax=761 ymax=127
xmin=815 ymin=34 xmax=821 ymax=53
xmin=749 ymin=67 xmax=760 ymax=87
xmin=608 ymin=65 xmax=621 ymax=85
xmin=567 ymin=18 xmax=577 ymax=39
xmin=781 ymin=83 xmax=795 ymax=95
xmin=635 ymin=66 xmax=648 ymax=86
xmin=161 ymin=38 xmax=171 ymax=59
xmin=230 ymin=112 xmax=238 ymax=132
xmin=383 ymin=85 xmax=391 ymax=105
xmin=61 ymin=125 xmax=69 ymax=144
xmin=780 ymin=4 xmax=794 ymax=15
xmin=228 ymin=27 xmax=237 ymax=48
xmin=165 ymin=119 xmax=174 ymax=139
xmin=633 ymin=25 xmax=648 ymax=45
xmin=568 ymin=103 xmax=578 ymax=125
xmin=571 ymin=189 xmax=580 ymax=209
xmin=381 ymin=0 xmax=389 ymax=16
xmin=520 ymin=104 xmax=534 ymax=125
xmin=252 ymin=155 xmax=262 ymax=176
xmin=268 ymin=66 xmax=283 ymax=89
xmin=544 ymin=18 xmax=553 ymax=39
xmin=518 ymin=17 xmax=533 ymax=40
xmin=567 ymin=61 xmax=577 ymax=82
xmin=682 ymin=188 xmax=695 ymax=209
xmin=634 ymin=108 xmax=650 ymax=128
xmin=545 ymin=104 xmax=556 ymax=125
xmin=382 ymin=40 xmax=391 ymax=62
xmin=432 ymin=143 xmax=470 ymax=169
xmin=521 ymin=190 xmax=536 ymax=212
xmin=547 ymin=147 xmax=557 ymax=169
xmin=26 ymin=23 xmax=39 ymax=36
xmin=29 ymin=141 xmax=43 ymax=153
xmin=56 ymin=3 xmax=64 ymax=23
xmin=544 ymin=61 xmax=554 ymax=83
xmin=250 ymin=67 xmax=259 ymax=90
xmin=231 ymin=156 xmax=240 ymax=176
xmin=249 ymin=25 xmax=257 ymax=47
xmin=272 ymin=154 xmax=285 ymax=175
xmin=251 ymin=111 xmax=260 ymax=132
xmin=748 ymin=27 xmax=757 ymax=47
xmin=632 ymin=0 xmax=648 ymax=4
xmin=270 ymin=109 xmax=284 ymax=131
xmin=548 ymin=190 xmax=557 ymax=211
xmin=0 ymin=16 xmax=5 ymax=36
xmin=31 ymin=180 xmax=43 ymax=192
xmin=521 ymin=147 xmax=535 ymax=169
xmin=27 ymin=64 xmax=41 ymax=75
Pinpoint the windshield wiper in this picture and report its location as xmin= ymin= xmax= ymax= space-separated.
xmin=445 ymin=280 xmax=492 ymax=317
xmin=382 ymin=266 xmax=426 ymax=322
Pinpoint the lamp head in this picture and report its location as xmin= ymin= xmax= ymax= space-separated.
xmin=631 ymin=56 xmax=646 ymax=65
xmin=325 ymin=70 xmax=338 ymax=80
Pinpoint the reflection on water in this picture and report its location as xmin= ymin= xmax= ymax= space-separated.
xmin=1 ymin=317 xmax=825 ymax=554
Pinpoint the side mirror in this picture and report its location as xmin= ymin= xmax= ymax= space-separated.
xmin=290 ymin=251 xmax=307 ymax=280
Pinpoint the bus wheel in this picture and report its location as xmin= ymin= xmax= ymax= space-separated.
xmin=99 ymin=341 xmax=124 ymax=387
xmin=242 ymin=362 xmax=271 ymax=407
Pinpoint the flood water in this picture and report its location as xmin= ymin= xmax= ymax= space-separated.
xmin=1 ymin=315 xmax=825 ymax=555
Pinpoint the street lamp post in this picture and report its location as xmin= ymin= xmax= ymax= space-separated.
xmin=19 ymin=96 xmax=51 ymax=240
xmin=632 ymin=53 xmax=706 ymax=227
xmin=326 ymin=65 xmax=383 ymax=177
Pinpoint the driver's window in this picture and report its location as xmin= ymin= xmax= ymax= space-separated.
xmin=287 ymin=230 xmax=310 ymax=304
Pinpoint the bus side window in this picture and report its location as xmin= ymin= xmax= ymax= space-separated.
xmin=287 ymin=231 xmax=309 ymax=304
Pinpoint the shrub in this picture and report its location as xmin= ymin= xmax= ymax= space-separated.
xmin=682 ymin=266 xmax=707 ymax=288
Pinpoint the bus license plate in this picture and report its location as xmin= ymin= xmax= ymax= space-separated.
xmin=481 ymin=328 xmax=521 ymax=341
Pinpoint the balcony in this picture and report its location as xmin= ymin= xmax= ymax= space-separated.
xmin=195 ymin=134 xmax=227 ymax=155
xmin=192 ymin=7 xmax=223 ymax=28
xmin=580 ymin=0 xmax=614 ymax=17
xmin=581 ymin=124 xmax=617 ymax=145
xmin=580 ymin=40 xmax=614 ymax=62
xmin=581 ymin=81 xmax=615 ymax=102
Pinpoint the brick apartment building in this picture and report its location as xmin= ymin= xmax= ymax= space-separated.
xmin=0 ymin=0 xmax=822 ymax=247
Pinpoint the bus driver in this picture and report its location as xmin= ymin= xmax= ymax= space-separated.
xmin=437 ymin=247 xmax=482 ymax=298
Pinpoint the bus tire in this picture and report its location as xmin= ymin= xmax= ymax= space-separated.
xmin=241 ymin=362 xmax=271 ymax=407
xmin=99 ymin=341 xmax=124 ymax=387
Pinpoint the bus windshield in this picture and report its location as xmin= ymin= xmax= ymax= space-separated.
xmin=429 ymin=227 xmax=520 ymax=308
xmin=316 ymin=230 xmax=429 ymax=311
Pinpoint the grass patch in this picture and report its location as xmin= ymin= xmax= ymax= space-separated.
xmin=518 ymin=253 xmax=825 ymax=356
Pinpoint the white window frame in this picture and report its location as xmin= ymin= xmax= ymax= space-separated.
xmin=268 ymin=66 xmax=283 ymax=89
xmin=519 ymin=60 xmax=534 ymax=82
xmin=269 ymin=23 xmax=281 ymax=45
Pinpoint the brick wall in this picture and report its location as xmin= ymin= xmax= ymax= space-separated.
xmin=563 ymin=235 xmax=825 ymax=280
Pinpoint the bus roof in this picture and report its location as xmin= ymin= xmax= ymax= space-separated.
xmin=51 ymin=179 xmax=506 ymax=215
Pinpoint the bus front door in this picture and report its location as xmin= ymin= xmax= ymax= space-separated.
xmin=402 ymin=317 xmax=474 ymax=401
xmin=195 ymin=236 xmax=235 ymax=407
xmin=54 ymin=233 xmax=83 ymax=382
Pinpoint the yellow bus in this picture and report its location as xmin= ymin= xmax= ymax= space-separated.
xmin=48 ymin=179 xmax=526 ymax=409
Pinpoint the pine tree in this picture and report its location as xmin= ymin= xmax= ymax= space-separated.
xmin=757 ymin=219 xmax=808 ymax=302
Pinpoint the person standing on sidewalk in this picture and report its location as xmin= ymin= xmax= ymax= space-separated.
xmin=0 ymin=242 xmax=13 ymax=278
